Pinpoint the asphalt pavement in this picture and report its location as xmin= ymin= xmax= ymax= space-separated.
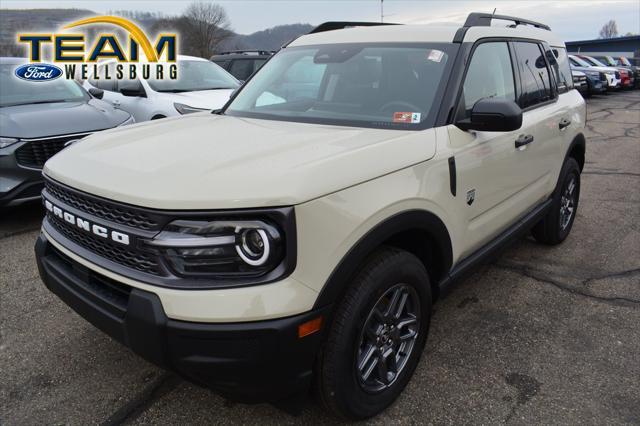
xmin=1 ymin=90 xmax=639 ymax=425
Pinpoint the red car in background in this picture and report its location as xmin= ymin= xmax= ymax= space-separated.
xmin=578 ymin=55 xmax=635 ymax=89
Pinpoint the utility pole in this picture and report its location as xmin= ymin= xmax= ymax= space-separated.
xmin=381 ymin=0 xmax=384 ymax=23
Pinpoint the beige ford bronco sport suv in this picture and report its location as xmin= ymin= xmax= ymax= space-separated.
xmin=36 ymin=13 xmax=586 ymax=419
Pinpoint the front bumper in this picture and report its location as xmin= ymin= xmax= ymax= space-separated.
xmin=585 ymin=76 xmax=606 ymax=94
xmin=35 ymin=233 xmax=329 ymax=402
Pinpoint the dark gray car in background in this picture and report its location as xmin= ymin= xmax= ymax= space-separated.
xmin=0 ymin=57 xmax=133 ymax=207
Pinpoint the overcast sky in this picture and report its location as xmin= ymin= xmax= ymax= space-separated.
xmin=2 ymin=0 xmax=639 ymax=40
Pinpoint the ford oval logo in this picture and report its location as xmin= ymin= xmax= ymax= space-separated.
xmin=14 ymin=63 xmax=63 ymax=82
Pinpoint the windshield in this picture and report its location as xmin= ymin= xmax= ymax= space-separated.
xmin=0 ymin=64 xmax=87 ymax=107
xmin=225 ymin=43 xmax=455 ymax=129
xmin=618 ymin=57 xmax=632 ymax=66
xmin=582 ymin=56 xmax=607 ymax=67
xmin=148 ymin=60 xmax=239 ymax=92
xmin=570 ymin=56 xmax=593 ymax=67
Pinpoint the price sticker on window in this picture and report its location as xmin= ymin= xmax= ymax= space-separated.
xmin=393 ymin=112 xmax=421 ymax=123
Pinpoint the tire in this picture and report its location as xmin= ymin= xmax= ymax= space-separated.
xmin=532 ymin=157 xmax=581 ymax=245
xmin=316 ymin=247 xmax=432 ymax=420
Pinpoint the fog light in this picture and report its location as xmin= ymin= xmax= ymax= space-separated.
xmin=236 ymin=228 xmax=270 ymax=266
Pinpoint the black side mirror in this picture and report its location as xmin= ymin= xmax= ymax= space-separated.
xmin=456 ymin=98 xmax=522 ymax=132
xmin=88 ymin=88 xmax=104 ymax=99
xmin=120 ymin=87 xmax=146 ymax=97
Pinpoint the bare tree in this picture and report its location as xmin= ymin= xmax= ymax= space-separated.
xmin=599 ymin=20 xmax=619 ymax=39
xmin=181 ymin=2 xmax=232 ymax=58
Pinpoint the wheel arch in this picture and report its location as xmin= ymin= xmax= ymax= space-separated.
xmin=566 ymin=132 xmax=586 ymax=171
xmin=313 ymin=210 xmax=453 ymax=309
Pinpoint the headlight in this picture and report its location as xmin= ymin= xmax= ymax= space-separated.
xmin=585 ymin=71 xmax=599 ymax=77
xmin=147 ymin=219 xmax=285 ymax=278
xmin=605 ymin=71 xmax=615 ymax=76
xmin=0 ymin=137 xmax=19 ymax=149
xmin=118 ymin=115 xmax=135 ymax=126
xmin=174 ymin=103 xmax=209 ymax=115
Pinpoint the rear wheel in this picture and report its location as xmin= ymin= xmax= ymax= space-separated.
xmin=316 ymin=247 xmax=432 ymax=419
xmin=532 ymin=157 xmax=581 ymax=245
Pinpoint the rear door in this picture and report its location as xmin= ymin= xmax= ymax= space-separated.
xmin=512 ymin=41 xmax=566 ymax=201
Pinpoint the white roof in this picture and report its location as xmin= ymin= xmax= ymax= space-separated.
xmin=290 ymin=23 xmax=565 ymax=48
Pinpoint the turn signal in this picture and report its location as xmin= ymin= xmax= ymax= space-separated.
xmin=298 ymin=316 xmax=323 ymax=338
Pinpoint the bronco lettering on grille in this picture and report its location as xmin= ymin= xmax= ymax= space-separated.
xmin=44 ymin=198 xmax=130 ymax=246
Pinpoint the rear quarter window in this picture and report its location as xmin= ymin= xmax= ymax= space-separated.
xmin=551 ymin=47 xmax=573 ymax=93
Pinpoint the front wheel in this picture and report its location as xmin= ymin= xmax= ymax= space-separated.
xmin=316 ymin=247 xmax=432 ymax=419
xmin=532 ymin=157 xmax=581 ymax=245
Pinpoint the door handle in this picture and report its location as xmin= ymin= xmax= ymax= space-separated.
xmin=112 ymin=100 xmax=121 ymax=107
xmin=559 ymin=118 xmax=571 ymax=130
xmin=515 ymin=134 xmax=534 ymax=148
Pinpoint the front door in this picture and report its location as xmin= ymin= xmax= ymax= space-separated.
xmin=448 ymin=41 xmax=537 ymax=256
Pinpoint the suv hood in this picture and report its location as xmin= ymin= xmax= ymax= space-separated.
xmin=0 ymin=99 xmax=130 ymax=139
xmin=44 ymin=114 xmax=437 ymax=209
xmin=156 ymin=89 xmax=235 ymax=110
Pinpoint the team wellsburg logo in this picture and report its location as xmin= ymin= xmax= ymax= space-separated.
xmin=16 ymin=16 xmax=177 ymax=82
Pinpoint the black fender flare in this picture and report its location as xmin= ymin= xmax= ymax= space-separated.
xmin=565 ymin=132 xmax=586 ymax=171
xmin=313 ymin=209 xmax=453 ymax=308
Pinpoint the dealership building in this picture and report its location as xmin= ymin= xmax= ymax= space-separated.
xmin=566 ymin=35 xmax=640 ymax=59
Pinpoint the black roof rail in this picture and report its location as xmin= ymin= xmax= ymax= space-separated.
xmin=464 ymin=12 xmax=551 ymax=31
xmin=309 ymin=21 xmax=399 ymax=34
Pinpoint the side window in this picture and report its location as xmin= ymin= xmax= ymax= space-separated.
xmin=229 ymin=59 xmax=254 ymax=81
xmin=458 ymin=42 xmax=515 ymax=119
xmin=514 ymin=42 xmax=553 ymax=109
xmin=551 ymin=47 xmax=573 ymax=93
xmin=118 ymin=77 xmax=144 ymax=94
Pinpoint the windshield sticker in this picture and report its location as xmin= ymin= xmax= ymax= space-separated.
xmin=393 ymin=112 xmax=421 ymax=124
xmin=427 ymin=50 xmax=444 ymax=63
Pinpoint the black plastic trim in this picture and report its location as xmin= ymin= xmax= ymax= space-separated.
xmin=448 ymin=156 xmax=457 ymax=196
xmin=438 ymin=198 xmax=553 ymax=295
xmin=35 ymin=233 xmax=329 ymax=403
xmin=463 ymin=12 xmax=551 ymax=31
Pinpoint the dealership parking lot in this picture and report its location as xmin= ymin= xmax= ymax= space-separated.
xmin=1 ymin=90 xmax=639 ymax=424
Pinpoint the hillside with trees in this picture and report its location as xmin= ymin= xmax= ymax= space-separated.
xmin=0 ymin=5 xmax=313 ymax=58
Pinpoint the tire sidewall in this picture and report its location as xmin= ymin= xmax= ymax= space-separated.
xmin=325 ymin=251 xmax=432 ymax=419
xmin=556 ymin=158 xmax=581 ymax=241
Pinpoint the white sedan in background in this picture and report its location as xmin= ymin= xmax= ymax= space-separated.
xmin=83 ymin=55 xmax=240 ymax=122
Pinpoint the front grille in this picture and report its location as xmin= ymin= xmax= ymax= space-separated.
xmin=600 ymin=72 xmax=607 ymax=82
xmin=48 ymin=212 xmax=162 ymax=276
xmin=45 ymin=179 xmax=160 ymax=231
xmin=15 ymin=134 xmax=90 ymax=168
xmin=615 ymin=71 xmax=620 ymax=79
